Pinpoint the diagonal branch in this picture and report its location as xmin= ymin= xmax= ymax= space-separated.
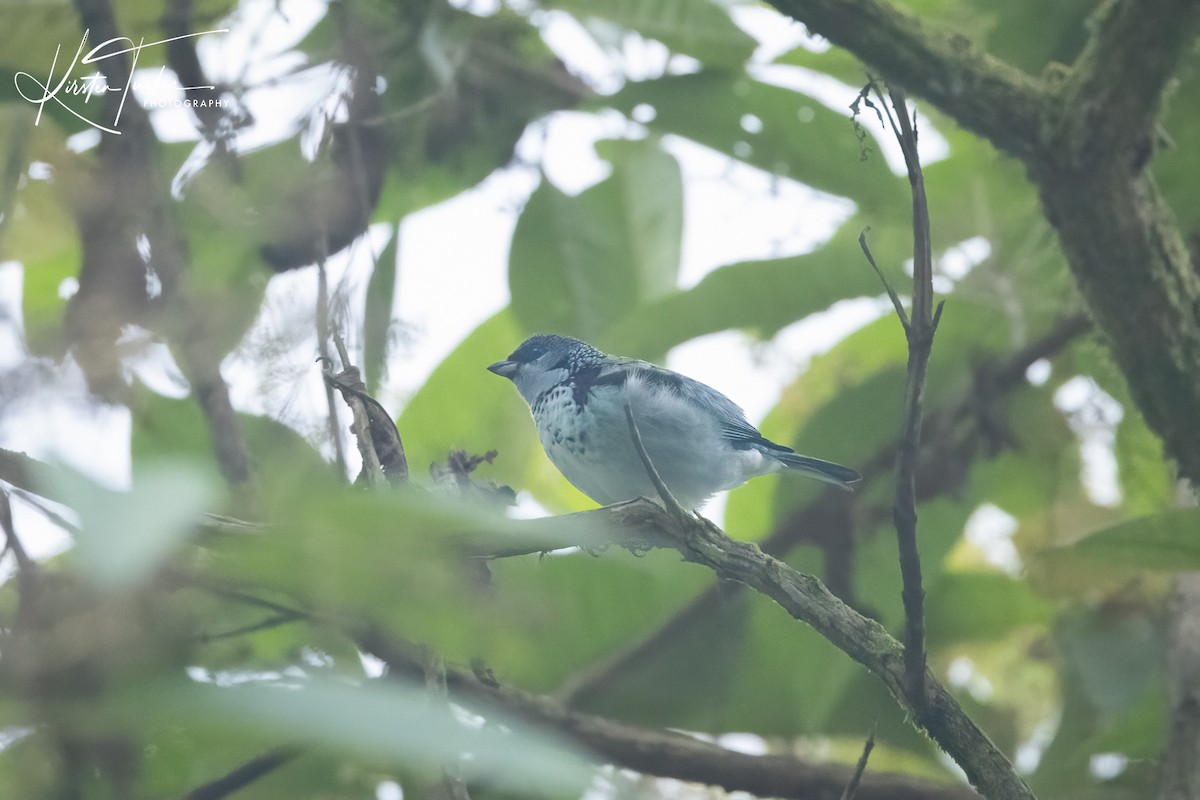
xmin=183 ymin=746 xmax=301 ymax=800
xmin=768 ymin=0 xmax=1200 ymax=498
xmin=473 ymin=500 xmax=1030 ymax=797
xmin=551 ymin=314 xmax=1089 ymax=707
xmin=355 ymin=626 xmax=981 ymax=800
xmin=1058 ymin=0 xmax=1200 ymax=164
xmin=765 ymin=0 xmax=1048 ymax=159
xmin=181 ymin=578 xmax=980 ymax=799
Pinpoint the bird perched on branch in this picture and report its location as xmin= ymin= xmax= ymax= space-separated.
xmin=488 ymin=334 xmax=861 ymax=510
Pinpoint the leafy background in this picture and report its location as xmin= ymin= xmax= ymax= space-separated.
xmin=0 ymin=0 xmax=1196 ymax=797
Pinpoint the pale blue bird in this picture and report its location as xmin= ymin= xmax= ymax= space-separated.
xmin=488 ymin=335 xmax=861 ymax=509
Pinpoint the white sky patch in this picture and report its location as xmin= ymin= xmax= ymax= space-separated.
xmin=1015 ymin=713 xmax=1060 ymax=774
xmin=667 ymin=297 xmax=887 ymax=426
xmin=1089 ymin=752 xmax=1128 ymax=780
xmin=116 ymin=327 xmax=189 ymax=397
xmin=387 ymin=168 xmax=535 ymax=403
xmin=944 ymin=655 xmax=994 ymax=702
xmin=518 ymin=110 xmax=627 ymax=195
xmin=665 ymin=135 xmax=854 ymax=289
xmin=1054 ymin=376 xmax=1123 ymax=507
xmin=0 ymin=262 xmax=24 ymax=369
xmin=731 ymin=3 xmax=816 ymax=62
xmin=27 ymin=161 xmax=54 ymax=181
xmin=964 ymin=503 xmax=1022 ymax=576
xmin=66 ymin=129 xmax=101 ymax=153
xmin=537 ymin=11 xmax=625 ymax=94
xmin=717 ymin=732 xmax=768 ymax=755
xmin=0 ymin=370 xmax=132 ymax=490
xmin=750 ymin=63 xmax=950 ymax=173
xmin=375 ymin=780 xmax=404 ymax=800
xmin=1026 ymin=358 xmax=1052 ymax=386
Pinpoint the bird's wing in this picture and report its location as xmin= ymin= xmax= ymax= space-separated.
xmin=600 ymin=358 xmax=792 ymax=454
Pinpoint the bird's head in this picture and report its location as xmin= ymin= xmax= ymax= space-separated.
xmin=488 ymin=334 xmax=600 ymax=404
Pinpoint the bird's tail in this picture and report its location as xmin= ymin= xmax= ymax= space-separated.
xmin=774 ymin=452 xmax=862 ymax=491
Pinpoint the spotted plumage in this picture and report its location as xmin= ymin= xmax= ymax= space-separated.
xmin=488 ymin=334 xmax=861 ymax=510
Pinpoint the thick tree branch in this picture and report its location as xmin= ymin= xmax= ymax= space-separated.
xmin=355 ymin=626 xmax=980 ymax=800
xmin=499 ymin=500 xmax=1031 ymax=798
xmin=1159 ymin=571 xmax=1200 ymax=800
xmin=768 ymin=0 xmax=1200 ymax=492
xmin=1058 ymin=0 xmax=1200 ymax=164
xmin=766 ymin=0 xmax=1047 ymax=159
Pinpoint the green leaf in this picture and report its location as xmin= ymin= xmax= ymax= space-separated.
xmin=543 ymin=0 xmax=757 ymax=66
xmin=926 ymin=571 xmax=1053 ymax=645
xmin=1057 ymin=608 xmax=1162 ymax=720
xmin=131 ymin=387 xmax=337 ymax=497
xmin=363 ymin=224 xmax=399 ymax=394
xmin=397 ymin=309 xmax=530 ymax=483
xmin=121 ymin=677 xmax=593 ymax=794
xmin=39 ymin=460 xmax=218 ymax=589
xmin=1055 ymin=509 xmax=1200 ymax=571
xmin=509 ymin=138 xmax=683 ymax=342
xmin=607 ymin=217 xmax=910 ymax=357
xmin=606 ymin=73 xmax=905 ymax=215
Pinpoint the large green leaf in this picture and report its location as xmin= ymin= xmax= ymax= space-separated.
xmin=606 ymin=216 xmax=911 ymax=358
xmin=542 ymin=0 xmax=757 ymax=66
xmin=116 ymin=676 xmax=593 ymax=794
xmin=509 ymin=138 xmax=682 ymax=341
xmin=397 ymin=309 xmax=530 ymax=485
xmin=606 ymin=72 xmax=906 ymax=215
xmin=925 ymin=571 xmax=1053 ymax=645
xmin=38 ymin=459 xmax=218 ymax=589
xmin=1050 ymin=509 xmax=1200 ymax=571
xmin=363 ymin=224 xmax=399 ymax=394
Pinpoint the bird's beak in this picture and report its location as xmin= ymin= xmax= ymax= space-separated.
xmin=487 ymin=359 xmax=518 ymax=379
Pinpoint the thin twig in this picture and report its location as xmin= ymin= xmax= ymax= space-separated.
xmin=183 ymin=746 xmax=301 ymax=800
xmin=197 ymin=612 xmax=305 ymax=643
xmin=840 ymin=723 xmax=877 ymax=800
xmin=317 ymin=261 xmax=349 ymax=481
xmin=877 ymin=85 xmax=938 ymax=709
xmin=324 ymin=335 xmax=386 ymax=487
xmin=0 ymin=490 xmax=33 ymax=574
xmin=858 ymin=229 xmax=909 ymax=330
xmin=623 ymin=400 xmax=689 ymax=523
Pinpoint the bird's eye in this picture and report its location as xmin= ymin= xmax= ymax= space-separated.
xmin=514 ymin=342 xmax=547 ymax=362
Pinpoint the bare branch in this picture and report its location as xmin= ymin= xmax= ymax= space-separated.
xmin=841 ymin=724 xmax=878 ymax=800
xmin=766 ymin=0 xmax=1047 ymax=159
xmin=859 ymin=229 xmax=909 ymax=331
xmin=317 ymin=263 xmax=349 ymax=482
xmin=183 ymin=747 xmax=301 ymax=800
xmin=875 ymin=86 xmax=939 ymax=708
xmin=356 ymin=626 xmax=981 ymax=800
xmin=0 ymin=490 xmax=33 ymax=574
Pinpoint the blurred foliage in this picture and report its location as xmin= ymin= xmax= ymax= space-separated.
xmin=0 ymin=0 xmax=1196 ymax=797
